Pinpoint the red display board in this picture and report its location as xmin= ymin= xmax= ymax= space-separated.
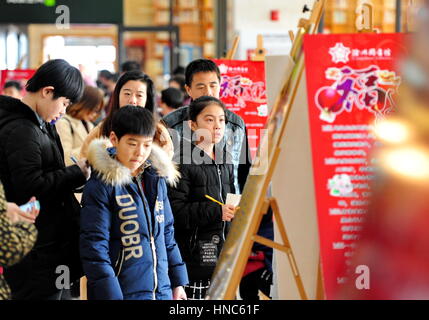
xmin=1 ymin=69 xmax=36 ymax=95
xmin=213 ymin=59 xmax=268 ymax=159
xmin=304 ymin=33 xmax=406 ymax=299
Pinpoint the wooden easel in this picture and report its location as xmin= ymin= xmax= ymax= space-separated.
xmin=252 ymin=35 xmax=267 ymax=61
xmin=224 ymin=28 xmax=306 ymax=301
xmin=225 ymin=34 xmax=266 ymax=62
xmin=206 ymin=0 xmax=326 ymax=300
xmin=253 ymin=198 xmax=308 ymax=299
xmin=225 ymin=36 xmax=240 ymax=60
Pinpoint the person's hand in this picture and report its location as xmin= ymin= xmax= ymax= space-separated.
xmin=156 ymin=124 xmax=174 ymax=160
xmin=6 ymin=197 xmax=39 ymax=224
xmin=222 ymin=204 xmax=236 ymax=222
xmin=76 ymin=158 xmax=91 ymax=180
xmin=172 ymin=286 xmax=187 ymax=300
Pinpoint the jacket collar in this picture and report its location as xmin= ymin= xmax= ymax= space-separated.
xmin=178 ymin=138 xmax=231 ymax=166
xmin=0 ymin=95 xmax=43 ymax=128
xmin=87 ymin=138 xmax=180 ymax=187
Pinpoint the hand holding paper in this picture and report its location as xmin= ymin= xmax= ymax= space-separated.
xmin=226 ymin=193 xmax=241 ymax=207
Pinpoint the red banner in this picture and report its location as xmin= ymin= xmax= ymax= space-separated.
xmin=213 ymin=59 xmax=268 ymax=159
xmin=304 ymin=33 xmax=407 ymax=299
xmin=1 ymin=69 xmax=36 ymax=96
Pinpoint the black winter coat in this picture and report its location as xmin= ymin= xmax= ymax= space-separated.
xmin=0 ymin=96 xmax=87 ymax=299
xmin=168 ymin=141 xmax=235 ymax=281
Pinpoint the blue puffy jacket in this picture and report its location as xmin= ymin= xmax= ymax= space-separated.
xmin=80 ymin=139 xmax=188 ymax=300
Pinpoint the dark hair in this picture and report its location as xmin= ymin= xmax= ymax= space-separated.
xmin=169 ymin=74 xmax=186 ymax=91
xmin=4 ymin=80 xmax=22 ymax=91
xmin=185 ymin=59 xmax=221 ymax=87
xmin=67 ymin=86 xmax=104 ymax=119
xmin=101 ymin=70 xmax=156 ymax=137
xmin=26 ymin=59 xmax=84 ymax=104
xmin=98 ymin=70 xmax=114 ymax=81
xmin=111 ymin=105 xmax=155 ymax=140
xmin=188 ymin=96 xmax=226 ymax=122
xmin=121 ymin=60 xmax=141 ymax=73
xmin=172 ymin=66 xmax=185 ymax=76
xmin=161 ymin=87 xmax=184 ymax=110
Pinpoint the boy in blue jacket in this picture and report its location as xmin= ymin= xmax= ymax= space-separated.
xmin=80 ymin=105 xmax=188 ymax=300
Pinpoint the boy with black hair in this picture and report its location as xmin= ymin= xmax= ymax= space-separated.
xmin=0 ymin=59 xmax=90 ymax=300
xmin=80 ymin=105 xmax=188 ymax=300
xmin=2 ymin=81 xmax=22 ymax=99
xmin=163 ymin=58 xmax=274 ymax=300
xmin=160 ymin=87 xmax=184 ymax=116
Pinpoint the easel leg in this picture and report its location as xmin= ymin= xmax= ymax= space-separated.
xmin=80 ymin=276 xmax=87 ymax=300
xmin=316 ymin=258 xmax=325 ymax=300
xmin=269 ymin=198 xmax=308 ymax=300
xmin=252 ymin=198 xmax=308 ymax=299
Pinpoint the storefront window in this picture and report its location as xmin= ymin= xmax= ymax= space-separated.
xmin=43 ymin=35 xmax=116 ymax=83
xmin=6 ymin=29 xmax=19 ymax=69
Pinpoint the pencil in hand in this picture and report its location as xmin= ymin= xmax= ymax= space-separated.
xmin=205 ymin=195 xmax=224 ymax=206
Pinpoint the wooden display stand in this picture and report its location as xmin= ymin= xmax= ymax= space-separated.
xmin=223 ymin=33 xmax=308 ymax=300
xmin=206 ymin=0 xmax=326 ymax=300
xmin=252 ymin=35 xmax=267 ymax=62
xmin=252 ymin=198 xmax=308 ymax=299
xmin=225 ymin=36 xmax=240 ymax=60
xmin=252 ymin=34 xmax=308 ymax=300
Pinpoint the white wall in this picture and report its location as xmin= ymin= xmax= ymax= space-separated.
xmin=230 ymin=0 xmax=311 ymax=59
xmin=232 ymin=0 xmax=310 ymax=31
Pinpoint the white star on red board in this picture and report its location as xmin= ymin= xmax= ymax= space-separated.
xmin=329 ymin=43 xmax=351 ymax=64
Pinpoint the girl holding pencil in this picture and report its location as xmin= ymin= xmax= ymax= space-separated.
xmin=168 ymin=96 xmax=237 ymax=300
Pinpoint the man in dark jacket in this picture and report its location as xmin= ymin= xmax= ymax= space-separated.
xmin=0 ymin=59 xmax=90 ymax=300
xmin=163 ymin=59 xmax=274 ymax=299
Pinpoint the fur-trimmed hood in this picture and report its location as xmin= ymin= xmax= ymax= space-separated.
xmin=87 ymin=138 xmax=180 ymax=187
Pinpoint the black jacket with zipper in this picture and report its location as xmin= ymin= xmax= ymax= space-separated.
xmin=0 ymin=96 xmax=87 ymax=299
xmin=168 ymin=140 xmax=235 ymax=281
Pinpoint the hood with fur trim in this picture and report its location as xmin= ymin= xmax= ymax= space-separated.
xmin=87 ymin=138 xmax=180 ymax=187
